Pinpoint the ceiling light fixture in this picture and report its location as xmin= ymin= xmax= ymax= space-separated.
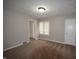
xmin=38 ymin=7 xmax=46 ymax=13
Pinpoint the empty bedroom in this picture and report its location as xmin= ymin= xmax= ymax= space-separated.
xmin=3 ymin=0 xmax=76 ymax=59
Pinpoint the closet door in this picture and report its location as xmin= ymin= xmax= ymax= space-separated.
xmin=65 ymin=19 xmax=76 ymax=45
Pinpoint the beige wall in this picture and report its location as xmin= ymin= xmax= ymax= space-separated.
xmin=37 ymin=17 xmax=65 ymax=42
xmin=3 ymin=9 xmax=36 ymax=50
xmin=4 ymin=9 xmax=26 ymax=49
xmin=50 ymin=17 xmax=65 ymax=42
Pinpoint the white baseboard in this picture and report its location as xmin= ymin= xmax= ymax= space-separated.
xmin=3 ymin=43 xmax=23 ymax=51
xmin=40 ymin=39 xmax=75 ymax=46
xmin=48 ymin=39 xmax=75 ymax=46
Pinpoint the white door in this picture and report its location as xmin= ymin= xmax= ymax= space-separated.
xmin=29 ymin=21 xmax=38 ymax=40
xmin=64 ymin=19 xmax=76 ymax=45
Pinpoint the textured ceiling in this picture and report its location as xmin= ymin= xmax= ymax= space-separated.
xmin=4 ymin=0 xmax=76 ymax=19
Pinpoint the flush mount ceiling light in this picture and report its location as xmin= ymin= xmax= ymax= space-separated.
xmin=38 ymin=7 xmax=46 ymax=13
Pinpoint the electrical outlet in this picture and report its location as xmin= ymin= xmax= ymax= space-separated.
xmin=23 ymin=42 xmax=27 ymax=45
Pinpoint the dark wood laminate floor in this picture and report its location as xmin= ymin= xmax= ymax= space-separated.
xmin=4 ymin=39 xmax=76 ymax=59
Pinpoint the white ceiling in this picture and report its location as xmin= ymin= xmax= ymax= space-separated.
xmin=4 ymin=0 xmax=76 ymax=19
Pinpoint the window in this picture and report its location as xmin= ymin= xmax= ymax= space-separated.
xmin=39 ymin=21 xmax=49 ymax=35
